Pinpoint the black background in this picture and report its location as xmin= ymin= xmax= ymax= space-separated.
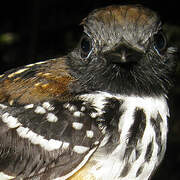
xmin=0 ymin=1 xmax=180 ymax=179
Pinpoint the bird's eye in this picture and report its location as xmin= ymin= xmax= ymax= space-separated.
xmin=153 ymin=32 xmax=167 ymax=53
xmin=80 ymin=34 xmax=92 ymax=59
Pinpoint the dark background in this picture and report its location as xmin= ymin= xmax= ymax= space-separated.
xmin=0 ymin=0 xmax=180 ymax=179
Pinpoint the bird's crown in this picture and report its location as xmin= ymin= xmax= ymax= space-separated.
xmin=81 ymin=5 xmax=161 ymax=53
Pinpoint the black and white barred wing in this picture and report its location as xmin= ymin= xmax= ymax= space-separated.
xmin=0 ymin=100 xmax=102 ymax=180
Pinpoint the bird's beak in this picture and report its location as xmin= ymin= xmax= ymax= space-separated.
xmin=104 ymin=44 xmax=143 ymax=64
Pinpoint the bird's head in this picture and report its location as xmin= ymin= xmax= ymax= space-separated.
xmin=68 ymin=4 xmax=177 ymax=96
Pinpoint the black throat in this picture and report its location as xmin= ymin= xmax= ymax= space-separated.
xmin=67 ymin=50 xmax=175 ymax=97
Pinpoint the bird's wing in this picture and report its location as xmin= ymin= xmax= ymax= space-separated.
xmin=0 ymin=58 xmax=103 ymax=179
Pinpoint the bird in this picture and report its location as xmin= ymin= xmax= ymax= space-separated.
xmin=0 ymin=4 xmax=177 ymax=180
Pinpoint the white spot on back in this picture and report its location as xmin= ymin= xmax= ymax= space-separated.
xmin=8 ymin=68 xmax=29 ymax=78
xmin=34 ymin=106 xmax=46 ymax=114
xmin=25 ymin=63 xmax=35 ymax=67
xmin=72 ymin=122 xmax=83 ymax=130
xmin=2 ymin=112 xmax=21 ymax=128
xmin=43 ymin=73 xmax=51 ymax=76
xmin=9 ymin=100 xmax=14 ymax=106
xmin=24 ymin=104 xmax=34 ymax=109
xmin=0 ymin=74 xmax=5 ymax=78
xmin=15 ymin=68 xmax=29 ymax=74
xmin=73 ymin=145 xmax=90 ymax=154
xmin=35 ymin=61 xmax=46 ymax=65
xmin=86 ymin=130 xmax=94 ymax=138
xmin=42 ymin=102 xmax=55 ymax=111
xmin=46 ymin=113 xmax=58 ymax=122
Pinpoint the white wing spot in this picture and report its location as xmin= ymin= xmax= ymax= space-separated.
xmin=69 ymin=105 xmax=77 ymax=112
xmin=73 ymin=111 xmax=84 ymax=117
xmin=46 ymin=113 xmax=58 ymax=122
xmin=96 ymin=118 xmax=105 ymax=122
xmin=24 ymin=104 xmax=34 ymax=109
xmin=73 ymin=145 xmax=90 ymax=154
xmin=94 ymin=141 xmax=100 ymax=145
xmin=16 ymin=126 xmax=63 ymax=151
xmin=2 ymin=112 xmax=21 ymax=128
xmin=62 ymin=142 xmax=70 ymax=150
xmin=16 ymin=127 xmax=29 ymax=138
xmin=34 ymin=106 xmax=46 ymax=114
xmin=72 ymin=122 xmax=83 ymax=130
xmin=63 ymin=103 xmax=77 ymax=112
xmin=86 ymin=130 xmax=94 ymax=138
xmin=42 ymin=102 xmax=55 ymax=111
xmin=80 ymin=106 xmax=86 ymax=112
xmin=90 ymin=112 xmax=98 ymax=118
xmin=63 ymin=103 xmax=70 ymax=109
xmin=46 ymin=139 xmax=62 ymax=151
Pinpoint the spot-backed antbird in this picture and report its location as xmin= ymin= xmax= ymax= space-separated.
xmin=0 ymin=4 xmax=177 ymax=180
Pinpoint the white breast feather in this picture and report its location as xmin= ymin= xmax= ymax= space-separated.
xmin=79 ymin=91 xmax=169 ymax=180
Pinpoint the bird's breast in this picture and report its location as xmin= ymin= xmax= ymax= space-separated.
xmin=78 ymin=92 xmax=169 ymax=180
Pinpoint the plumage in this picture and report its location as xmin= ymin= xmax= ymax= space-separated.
xmin=0 ymin=4 xmax=177 ymax=180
